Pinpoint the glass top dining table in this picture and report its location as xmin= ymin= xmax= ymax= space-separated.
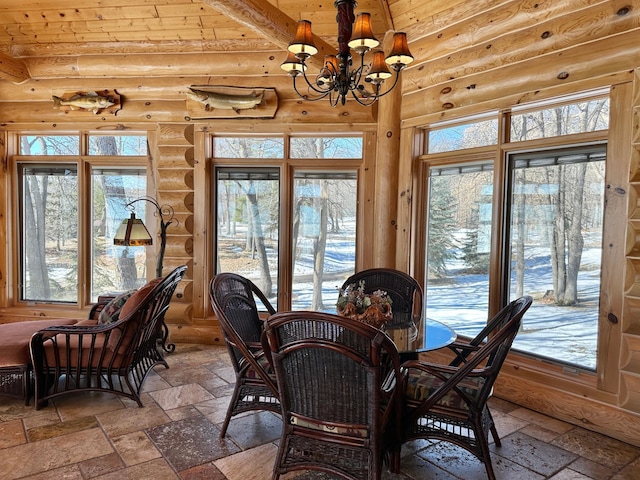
xmin=383 ymin=318 xmax=456 ymax=355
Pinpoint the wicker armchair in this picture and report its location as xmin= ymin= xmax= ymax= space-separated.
xmin=447 ymin=297 xmax=532 ymax=368
xmin=399 ymin=296 xmax=532 ymax=480
xmin=262 ymin=310 xmax=402 ymax=480
xmin=339 ymin=268 xmax=423 ymax=328
xmin=30 ymin=265 xmax=187 ymax=410
xmin=209 ymin=273 xmax=279 ymax=438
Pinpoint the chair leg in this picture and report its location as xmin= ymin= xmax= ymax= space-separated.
xmin=220 ymin=382 xmax=242 ymax=438
xmin=388 ymin=450 xmax=401 ymax=474
xmin=476 ymin=428 xmax=497 ymax=480
xmin=490 ymin=423 xmax=501 ymax=447
xmin=486 ymin=408 xmax=501 ymax=447
xmin=33 ymin=371 xmax=52 ymax=410
xmin=23 ymin=365 xmax=31 ymax=406
xmin=483 ymin=458 xmax=497 ymax=480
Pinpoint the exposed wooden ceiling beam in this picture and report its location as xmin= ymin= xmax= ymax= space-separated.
xmin=0 ymin=52 xmax=30 ymax=84
xmin=10 ymin=39 xmax=277 ymax=57
xmin=201 ymin=0 xmax=335 ymax=69
xmin=378 ymin=0 xmax=394 ymax=31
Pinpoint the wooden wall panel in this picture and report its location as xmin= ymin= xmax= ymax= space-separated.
xmin=156 ymin=147 xmax=195 ymax=169
xmin=621 ymin=69 xmax=640 ymax=411
xmin=154 ymin=122 xmax=196 ymax=341
xmin=402 ymin=29 xmax=640 ymax=121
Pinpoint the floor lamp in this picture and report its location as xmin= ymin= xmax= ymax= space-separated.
xmin=113 ymin=196 xmax=176 ymax=352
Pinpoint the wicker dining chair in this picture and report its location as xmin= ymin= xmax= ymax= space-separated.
xmin=399 ymin=296 xmax=533 ymax=480
xmin=339 ymin=268 xmax=423 ymax=328
xmin=446 ymin=296 xmax=532 ymax=368
xmin=209 ymin=273 xmax=280 ymax=438
xmin=262 ymin=310 xmax=403 ymax=480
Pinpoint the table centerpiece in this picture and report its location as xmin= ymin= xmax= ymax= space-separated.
xmin=336 ymin=280 xmax=393 ymax=329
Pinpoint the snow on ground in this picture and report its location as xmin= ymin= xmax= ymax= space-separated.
xmin=238 ymin=221 xmax=600 ymax=371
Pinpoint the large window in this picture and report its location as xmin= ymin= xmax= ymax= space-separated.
xmin=424 ymin=163 xmax=494 ymax=337
xmin=20 ymin=164 xmax=79 ymax=302
xmin=507 ymin=146 xmax=605 ymax=369
xmin=422 ymin=91 xmax=609 ymax=371
xmin=213 ymin=136 xmax=361 ymax=312
xmin=292 ymin=171 xmax=357 ymax=310
xmin=216 ymin=168 xmax=280 ymax=307
xmin=16 ymin=133 xmax=148 ymax=305
xmin=91 ymin=168 xmax=148 ymax=299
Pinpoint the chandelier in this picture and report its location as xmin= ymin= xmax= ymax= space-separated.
xmin=280 ymin=0 xmax=414 ymax=107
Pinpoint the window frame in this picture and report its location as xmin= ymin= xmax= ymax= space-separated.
xmin=414 ymin=90 xmax=613 ymax=389
xmin=10 ymin=132 xmax=149 ymax=310
xmin=210 ymin=134 xmax=367 ymax=313
xmin=502 ymin=143 xmax=607 ymax=370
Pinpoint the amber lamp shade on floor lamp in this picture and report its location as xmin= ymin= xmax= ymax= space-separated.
xmin=113 ymin=213 xmax=153 ymax=247
xmin=113 ymin=196 xmax=175 ymax=278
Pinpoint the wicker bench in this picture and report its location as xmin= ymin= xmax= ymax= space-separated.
xmin=0 ymin=318 xmax=78 ymax=405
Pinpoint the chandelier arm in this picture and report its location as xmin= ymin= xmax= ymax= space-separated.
xmin=296 ymin=61 xmax=334 ymax=96
xmin=369 ymin=71 xmax=402 ymax=99
xmin=349 ymin=52 xmax=367 ymax=92
xmin=292 ymin=76 xmax=332 ymax=102
xmin=330 ymin=90 xmax=340 ymax=107
xmin=350 ymin=88 xmax=379 ymax=107
xmin=352 ymin=69 xmax=402 ymax=106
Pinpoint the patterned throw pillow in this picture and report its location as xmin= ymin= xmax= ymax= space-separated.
xmin=97 ymin=290 xmax=136 ymax=325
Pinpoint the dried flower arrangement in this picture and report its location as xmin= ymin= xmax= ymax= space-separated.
xmin=336 ymin=280 xmax=393 ymax=328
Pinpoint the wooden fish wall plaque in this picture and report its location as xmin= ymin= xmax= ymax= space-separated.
xmin=185 ymin=85 xmax=278 ymax=119
xmin=52 ymin=90 xmax=121 ymax=115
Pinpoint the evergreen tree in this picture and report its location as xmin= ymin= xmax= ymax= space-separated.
xmin=427 ymin=177 xmax=458 ymax=277
xmin=461 ymin=203 xmax=490 ymax=273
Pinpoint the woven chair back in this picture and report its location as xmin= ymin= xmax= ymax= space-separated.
xmin=340 ymin=268 xmax=423 ymax=328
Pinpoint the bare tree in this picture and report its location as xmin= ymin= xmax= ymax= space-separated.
xmin=509 ymin=101 xmax=607 ymax=306
xmin=237 ymin=180 xmax=272 ymax=296
xmin=21 ymin=136 xmax=51 ymax=300
xmin=24 ymin=175 xmax=51 ymax=299
xmin=94 ymin=136 xmax=138 ymax=289
xmin=548 ymin=163 xmax=586 ymax=305
xmin=311 ymin=182 xmax=328 ymax=310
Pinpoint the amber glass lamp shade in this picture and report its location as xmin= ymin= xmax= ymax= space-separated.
xmin=324 ymin=55 xmax=340 ymax=73
xmin=281 ymin=51 xmax=306 ymax=76
xmin=366 ymin=51 xmax=392 ymax=84
xmin=385 ymin=32 xmax=414 ymax=70
xmin=113 ymin=213 xmax=153 ymax=246
xmin=348 ymin=13 xmax=379 ymax=54
xmin=288 ymin=20 xmax=318 ymax=58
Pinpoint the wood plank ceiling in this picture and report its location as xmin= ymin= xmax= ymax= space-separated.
xmin=0 ymin=0 xmax=638 ymax=116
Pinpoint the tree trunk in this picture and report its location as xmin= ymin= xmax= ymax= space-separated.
xmin=553 ymin=167 xmax=568 ymax=304
xmin=564 ymin=163 xmax=586 ymax=305
xmin=24 ymin=176 xmax=51 ymax=299
xmin=245 ymin=187 xmax=272 ymax=297
xmin=311 ymin=183 xmax=328 ymax=310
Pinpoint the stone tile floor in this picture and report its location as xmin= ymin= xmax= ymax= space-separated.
xmin=1 ymin=343 xmax=639 ymax=480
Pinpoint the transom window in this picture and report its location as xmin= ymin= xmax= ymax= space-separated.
xmin=427 ymin=115 xmax=499 ymax=154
